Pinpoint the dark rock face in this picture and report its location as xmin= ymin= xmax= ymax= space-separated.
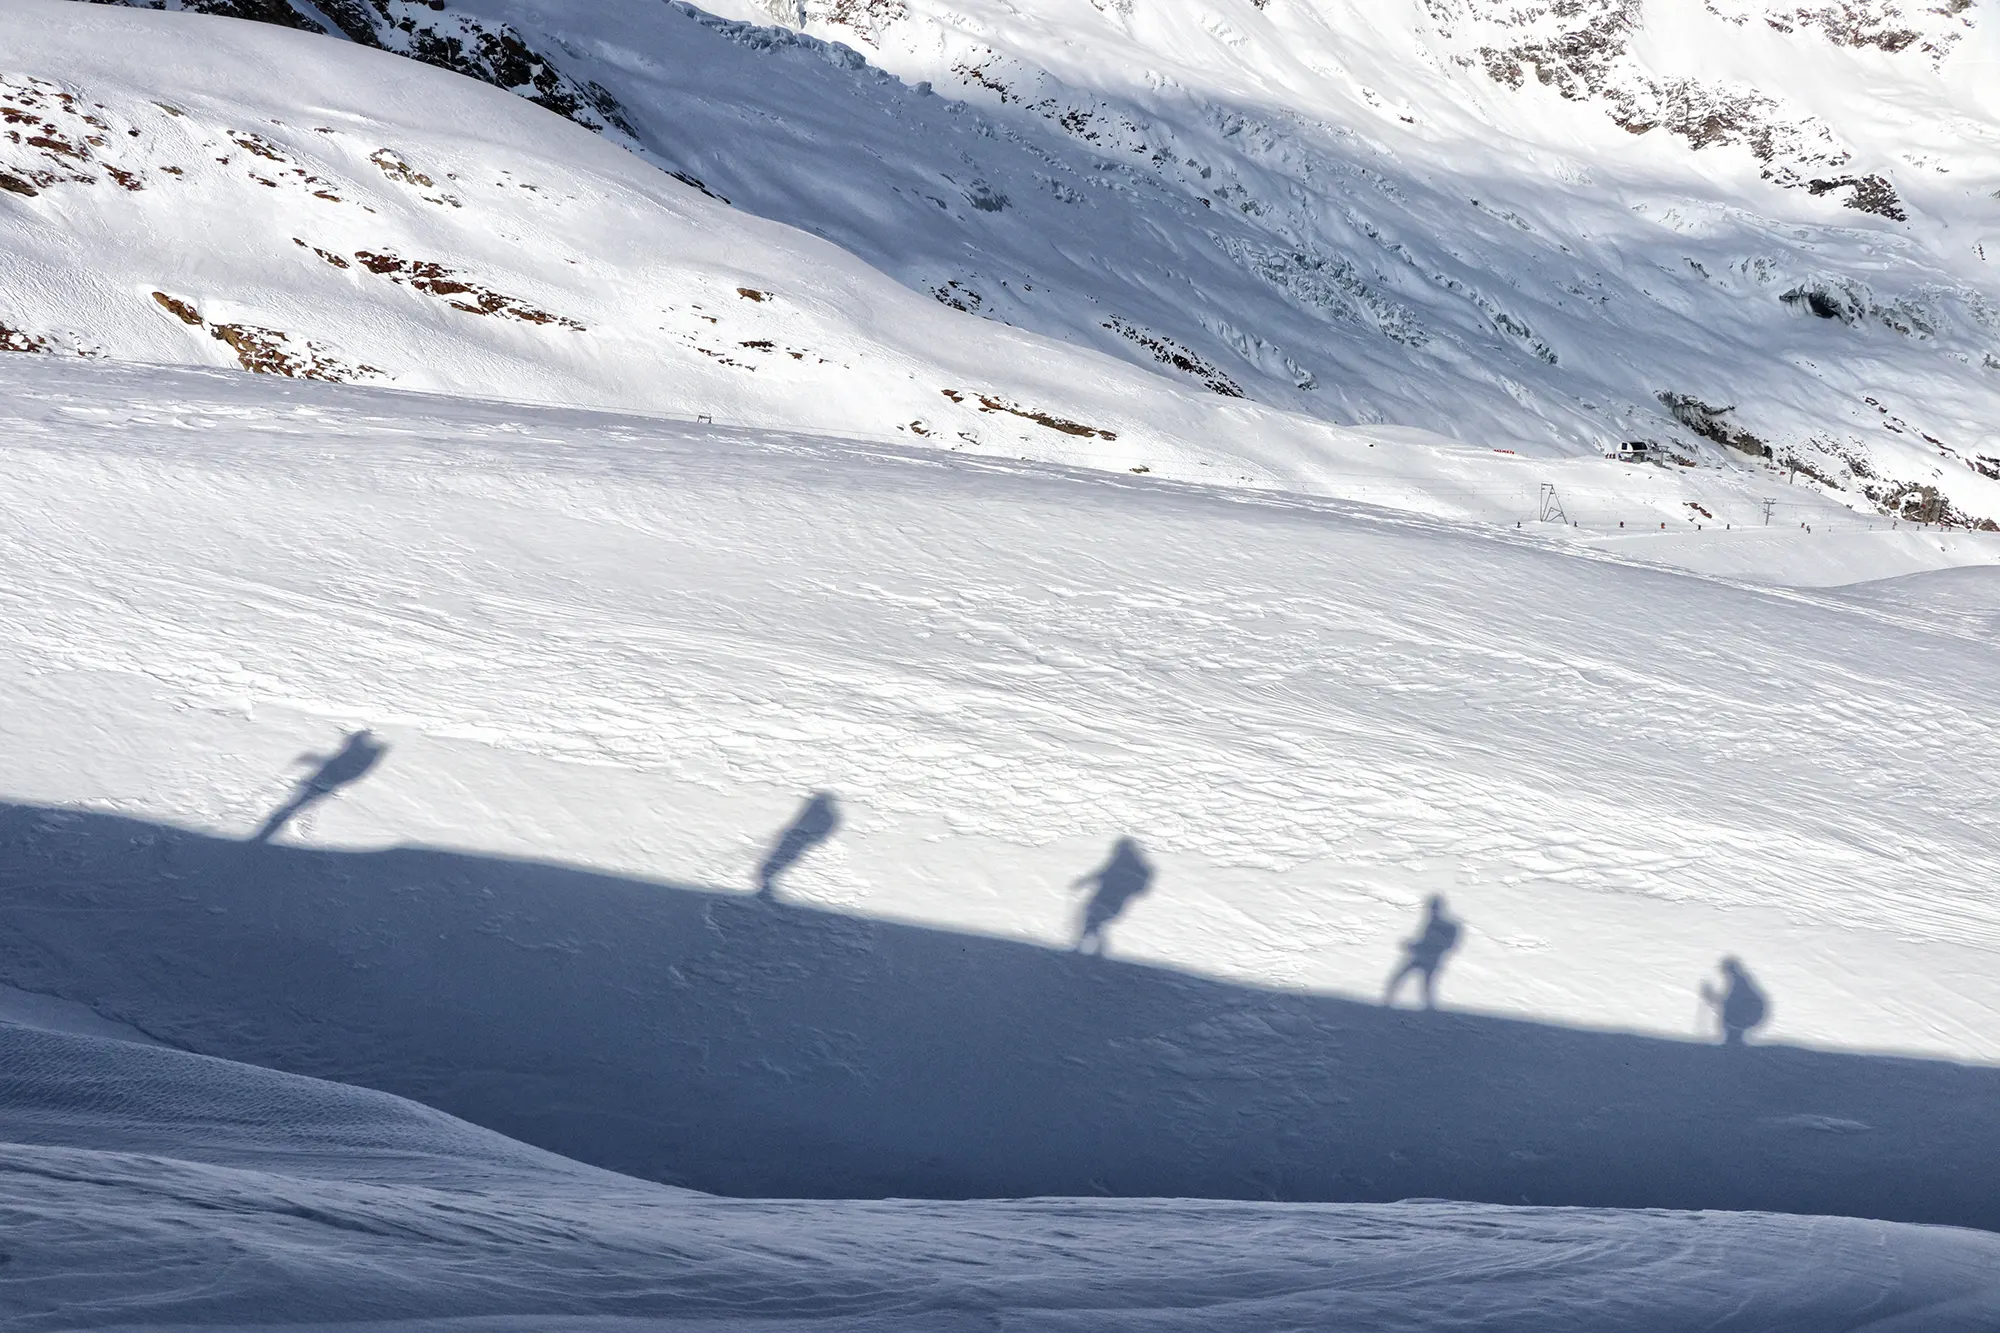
xmin=93 ymin=0 xmax=638 ymax=139
xmin=1416 ymin=0 xmax=1972 ymax=220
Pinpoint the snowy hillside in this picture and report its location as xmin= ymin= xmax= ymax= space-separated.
xmin=10 ymin=1022 xmax=1999 ymax=1328
xmin=19 ymin=0 xmax=1989 ymax=547
xmin=4 ymin=354 xmax=1999 ymax=1236
xmin=56 ymin=0 xmax=2000 ymax=527
xmin=6 ymin=0 xmax=2000 ymax=1320
xmin=0 ymin=0 xmax=1361 ymax=481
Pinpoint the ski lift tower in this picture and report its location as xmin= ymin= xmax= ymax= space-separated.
xmin=1538 ymin=483 xmax=1569 ymax=524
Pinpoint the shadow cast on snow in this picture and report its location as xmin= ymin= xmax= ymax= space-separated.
xmin=1 ymin=799 xmax=1994 ymax=1230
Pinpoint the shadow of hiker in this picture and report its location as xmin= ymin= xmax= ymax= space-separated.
xmin=1701 ymin=956 xmax=1771 ymax=1045
xmin=4 ymin=797 xmax=2000 ymax=1226
xmin=756 ymin=792 xmax=840 ymax=899
xmin=1073 ymin=837 xmax=1153 ymax=955
xmin=251 ymin=730 xmax=389 ymax=843
xmin=1384 ymin=894 xmax=1462 ymax=1010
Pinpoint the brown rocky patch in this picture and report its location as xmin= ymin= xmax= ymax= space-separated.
xmin=294 ymin=238 xmax=352 ymax=268
xmin=230 ymin=131 xmax=288 ymax=162
xmin=151 ymin=291 xmax=204 ymax=326
xmin=1864 ymin=480 xmax=1991 ymax=527
xmin=150 ymin=289 xmax=381 ymax=381
xmin=351 ymin=249 xmax=585 ymax=328
xmin=945 ymin=389 xmax=1118 ymax=439
xmin=0 ymin=322 xmax=52 ymax=353
xmin=370 ymin=147 xmax=434 ymax=188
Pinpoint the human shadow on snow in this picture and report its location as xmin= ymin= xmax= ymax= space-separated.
xmin=1382 ymin=894 xmax=1462 ymax=1011
xmin=251 ymin=730 xmax=389 ymax=843
xmin=1071 ymin=837 xmax=1153 ymax=955
xmin=0 ymin=798 xmax=1994 ymax=1230
xmin=756 ymin=791 xmax=840 ymax=900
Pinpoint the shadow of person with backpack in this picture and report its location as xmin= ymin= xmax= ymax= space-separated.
xmin=1700 ymin=956 xmax=1769 ymax=1046
xmin=1073 ymin=837 xmax=1153 ymax=956
xmin=756 ymin=792 xmax=840 ymax=900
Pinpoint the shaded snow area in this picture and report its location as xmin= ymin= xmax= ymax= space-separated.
xmin=3 ymin=356 xmax=2000 ymax=1325
xmin=39 ymin=0 xmax=2000 ymax=528
xmin=9 ymin=1025 xmax=2000 ymax=1331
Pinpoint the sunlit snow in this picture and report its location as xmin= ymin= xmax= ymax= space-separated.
xmin=3 ymin=0 xmax=1999 ymax=1324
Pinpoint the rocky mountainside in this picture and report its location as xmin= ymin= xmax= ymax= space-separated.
xmin=10 ymin=0 xmax=1411 ymax=486
xmin=32 ymin=0 xmax=2000 ymax=523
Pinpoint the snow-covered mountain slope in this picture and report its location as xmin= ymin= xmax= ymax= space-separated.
xmin=11 ymin=1023 xmax=1999 ymax=1330
xmin=4 ymin=356 xmax=1999 ymax=1226
xmin=67 ymin=0 xmax=2000 ymax=526
xmin=0 ymin=0 xmax=1368 ymax=480
xmin=20 ymin=0 xmax=1985 ymax=550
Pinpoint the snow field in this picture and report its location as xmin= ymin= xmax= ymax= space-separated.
xmin=3 ymin=357 xmax=1996 ymax=1058
xmin=2 ymin=0 xmax=1999 ymax=1322
xmin=2 ymin=357 xmax=1998 ymax=1232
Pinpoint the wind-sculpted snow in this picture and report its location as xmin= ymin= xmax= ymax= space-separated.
xmin=58 ymin=0 xmax=2000 ymax=527
xmin=8 ymin=1027 xmax=2000 ymax=1329
xmin=4 ymin=346 xmax=2000 ymax=1321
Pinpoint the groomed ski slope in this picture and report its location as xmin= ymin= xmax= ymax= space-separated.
xmin=8 ymin=1020 xmax=1999 ymax=1330
xmin=3 ymin=355 xmax=1999 ymax=1238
